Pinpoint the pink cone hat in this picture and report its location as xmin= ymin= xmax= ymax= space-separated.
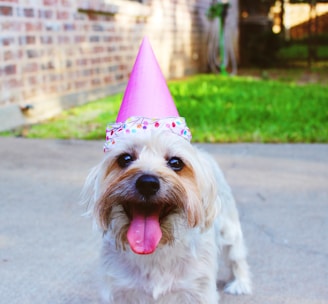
xmin=104 ymin=37 xmax=191 ymax=151
xmin=116 ymin=37 xmax=179 ymax=122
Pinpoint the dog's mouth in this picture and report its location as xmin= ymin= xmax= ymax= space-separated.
xmin=123 ymin=202 xmax=175 ymax=255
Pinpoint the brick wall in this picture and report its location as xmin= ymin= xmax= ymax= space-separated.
xmin=0 ymin=0 xmax=212 ymax=130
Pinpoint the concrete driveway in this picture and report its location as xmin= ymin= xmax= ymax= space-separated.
xmin=0 ymin=137 xmax=327 ymax=304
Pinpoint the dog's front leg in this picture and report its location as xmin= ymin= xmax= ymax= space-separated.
xmin=221 ymin=221 xmax=252 ymax=295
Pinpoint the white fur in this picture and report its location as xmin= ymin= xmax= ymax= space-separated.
xmin=81 ymin=130 xmax=252 ymax=303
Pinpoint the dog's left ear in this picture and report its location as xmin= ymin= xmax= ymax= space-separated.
xmin=194 ymin=149 xmax=222 ymax=230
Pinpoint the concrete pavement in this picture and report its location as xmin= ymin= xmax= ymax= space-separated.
xmin=0 ymin=137 xmax=327 ymax=304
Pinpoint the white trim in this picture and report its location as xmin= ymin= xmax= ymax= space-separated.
xmin=104 ymin=0 xmax=150 ymax=16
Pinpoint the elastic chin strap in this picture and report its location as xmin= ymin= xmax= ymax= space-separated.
xmin=103 ymin=116 xmax=192 ymax=152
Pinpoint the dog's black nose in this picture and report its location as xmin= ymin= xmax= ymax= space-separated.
xmin=136 ymin=174 xmax=160 ymax=197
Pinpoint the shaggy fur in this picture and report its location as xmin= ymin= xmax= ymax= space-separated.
xmin=81 ymin=130 xmax=251 ymax=303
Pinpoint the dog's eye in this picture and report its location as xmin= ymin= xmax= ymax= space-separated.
xmin=167 ymin=157 xmax=184 ymax=172
xmin=117 ymin=153 xmax=134 ymax=168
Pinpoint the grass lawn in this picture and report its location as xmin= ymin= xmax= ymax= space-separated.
xmin=277 ymin=44 xmax=328 ymax=60
xmin=4 ymin=73 xmax=328 ymax=143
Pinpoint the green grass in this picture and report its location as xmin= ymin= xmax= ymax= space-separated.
xmin=277 ymin=44 xmax=328 ymax=60
xmin=170 ymin=75 xmax=328 ymax=142
xmin=4 ymin=74 xmax=328 ymax=143
xmin=22 ymin=94 xmax=124 ymax=140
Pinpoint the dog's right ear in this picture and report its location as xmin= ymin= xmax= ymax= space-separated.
xmin=80 ymin=162 xmax=104 ymax=218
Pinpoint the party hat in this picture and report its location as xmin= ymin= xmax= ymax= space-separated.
xmin=116 ymin=37 xmax=179 ymax=122
xmin=104 ymin=37 xmax=191 ymax=150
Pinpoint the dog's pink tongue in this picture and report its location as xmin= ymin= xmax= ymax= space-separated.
xmin=127 ymin=208 xmax=162 ymax=255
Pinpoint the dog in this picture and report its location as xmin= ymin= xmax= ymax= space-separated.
xmin=81 ymin=126 xmax=252 ymax=303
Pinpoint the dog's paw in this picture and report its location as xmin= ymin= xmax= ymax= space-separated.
xmin=224 ymin=279 xmax=252 ymax=295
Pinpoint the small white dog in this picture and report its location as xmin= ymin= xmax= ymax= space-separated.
xmin=81 ymin=128 xmax=251 ymax=303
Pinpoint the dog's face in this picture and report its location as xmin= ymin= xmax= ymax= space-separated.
xmin=83 ymin=130 xmax=218 ymax=255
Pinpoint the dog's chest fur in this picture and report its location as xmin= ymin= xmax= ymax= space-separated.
xmin=101 ymin=224 xmax=220 ymax=302
xmin=82 ymin=132 xmax=252 ymax=302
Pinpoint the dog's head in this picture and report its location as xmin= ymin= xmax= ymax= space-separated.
xmin=82 ymin=130 xmax=219 ymax=254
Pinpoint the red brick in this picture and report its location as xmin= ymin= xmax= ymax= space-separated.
xmin=16 ymin=7 xmax=35 ymax=17
xmin=74 ymin=36 xmax=86 ymax=43
xmin=75 ymin=81 xmax=87 ymax=89
xmin=1 ymin=21 xmax=23 ymax=31
xmin=28 ymin=76 xmax=38 ymax=85
xmin=107 ymin=45 xmax=116 ymax=52
xmin=94 ymin=46 xmax=104 ymax=53
xmin=26 ymin=49 xmax=40 ymax=58
xmin=63 ymin=23 xmax=75 ymax=31
xmin=65 ymin=60 xmax=73 ymax=68
xmin=76 ymin=59 xmax=88 ymax=66
xmin=19 ymin=36 xmax=36 ymax=45
xmin=40 ymin=36 xmax=53 ymax=44
xmin=48 ymin=74 xmax=58 ymax=81
xmin=103 ymin=36 xmax=113 ymax=43
xmin=84 ymin=69 xmax=93 ymax=77
xmin=92 ymin=24 xmax=104 ymax=31
xmin=61 ymin=0 xmax=71 ymax=7
xmin=4 ymin=64 xmax=16 ymax=75
xmin=91 ymin=78 xmax=101 ymax=86
xmin=0 ymin=5 xmax=13 ymax=16
xmin=25 ymin=22 xmax=42 ymax=31
xmin=41 ymin=61 xmax=54 ymax=70
xmin=5 ymin=78 xmax=22 ymax=89
xmin=115 ymin=74 xmax=124 ymax=81
xmin=57 ymin=10 xmax=69 ymax=20
xmin=88 ymin=14 xmax=101 ymax=21
xmin=38 ymin=9 xmax=53 ymax=19
xmin=73 ymin=11 xmax=86 ymax=21
xmin=81 ymin=24 xmax=89 ymax=31
xmin=1 ymin=36 xmax=15 ymax=46
xmin=103 ymin=75 xmax=113 ymax=84
xmin=90 ymin=58 xmax=101 ymax=65
xmin=3 ymin=50 xmax=23 ymax=61
xmin=23 ymin=62 xmax=38 ymax=73
xmin=102 ymin=57 xmax=112 ymax=63
xmin=24 ymin=8 xmax=34 ymax=17
xmin=58 ymin=35 xmax=70 ymax=43
xmin=43 ymin=0 xmax=57 ymax=6
xmin=108 ymin=65 xmax=118 ymax=73
xmin=89 ymin=35 xmax=100 ymax=43
xmin=119 ymin=45 xmax=129 ymax=51
xmin=119 ymin=64 xmax=127 ymax=71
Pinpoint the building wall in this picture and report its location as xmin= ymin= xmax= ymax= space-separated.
xmin=0 ymin=0 xmax=212 ymax=131
xmin=285 ymin=3 xmax=328 ymax=39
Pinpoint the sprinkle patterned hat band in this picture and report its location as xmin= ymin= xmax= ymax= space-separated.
xmin=104 ymin=116 xmax=192 ymax=152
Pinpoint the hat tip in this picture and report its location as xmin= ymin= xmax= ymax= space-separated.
xmin=116 ymin=36 xmax=179 ymax=122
